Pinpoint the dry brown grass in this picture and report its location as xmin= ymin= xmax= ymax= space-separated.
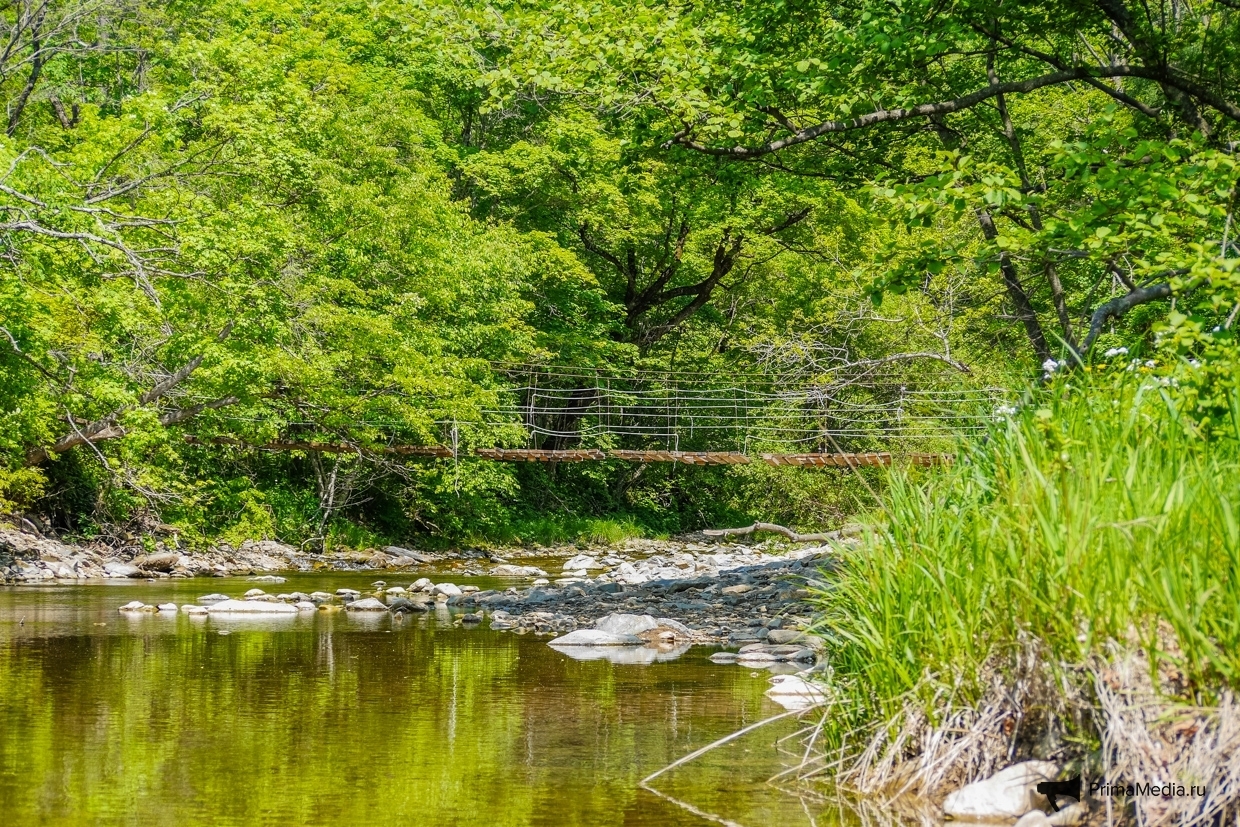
xmin=1095 ymin=646 xmax=1240 ymax=827
xmin=773 ymin=638 xmax=1238 ymax=827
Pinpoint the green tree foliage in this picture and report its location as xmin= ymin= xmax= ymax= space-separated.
xmin=3 ymin=0 xmax=1235 ymax=542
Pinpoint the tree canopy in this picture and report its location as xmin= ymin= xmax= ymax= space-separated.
xmin=1 ymin=0 xmax=1236 ymax=543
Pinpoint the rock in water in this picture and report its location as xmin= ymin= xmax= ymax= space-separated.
xmin=562 ymin=554 xmax=602 ymax=570
xmin=294 ymin=601 xmax=317 ymax=611
xmin=547 ymin=629 xmax=644 ymax=646
xmin=248 ymin=575 xmax=286 ymax=584
xmin=156 ymin=603 xmax=178 ymax=613
xmin=205 ymin=599 xmax=297 ymax=614
xmin=765 ymin=675 xmax=826 ymax=710
xmin=431 ymin=583 xmax=462 ymax=597
xmin=942 ymin=761 xmax=1058 ymax=822
xmin=197 ymin=593 xmax=230 ymax=604
xmin=490 ymin=564 xmax=549 ymax=577
xmin=118 ymin=601 xmax=151 ymax=613
xmin=344 ymin=597 xmax=389 ymax=612
xmin=594 ymin=613 xmax=660 ymax=637
xmin=181 ymin=605 xmax=209 ymax=615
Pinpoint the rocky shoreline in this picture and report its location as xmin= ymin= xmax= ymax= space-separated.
xmin=3 ymin=526 xmax=841 ymax=651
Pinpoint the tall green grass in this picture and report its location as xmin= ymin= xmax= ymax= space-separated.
xmin=817 ymin=376 xmax=1240 ymax=729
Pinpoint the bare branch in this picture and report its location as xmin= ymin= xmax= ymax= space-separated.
xmin=670 ymin=66 xmax=1240 ymax=158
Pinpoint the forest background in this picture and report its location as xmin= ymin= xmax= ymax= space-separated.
xmin=1 ymin=0 xmax=1237 ymax=551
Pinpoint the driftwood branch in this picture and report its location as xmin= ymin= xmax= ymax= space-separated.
xmin=24 ymin=321 xmax=237 ymax=465
xmin=703 ymin=522 xmax=837 ymax=543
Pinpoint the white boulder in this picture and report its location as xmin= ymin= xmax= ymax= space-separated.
xmin=345 ymin=597 xmax=389 ymax=612
xmin=594 ymin=613 xmax=660 ymax=637
xmin=205 ymin=599 xmax=297 ymax=614
xmin=943 ymin=761 xmax=1058 ymax=822
xmin=547 ymin=629 xmax=644 ymax=646
xmin=562 ymin=554 xmax=602 ymax=570
xmin=431 ymin=582 xmax=461 ymax=597
xmin=491 ymin=564 xmax=549 ymax=577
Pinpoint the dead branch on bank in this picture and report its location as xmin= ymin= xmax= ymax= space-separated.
xmin=703 ymin=522 xmax=839 ymax=543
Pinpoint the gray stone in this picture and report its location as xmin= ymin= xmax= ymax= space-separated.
xmin=562 ymin=554 xmax=602 ymax=570
xmin=295 ymin=601 xmax=317 ymax=611
xmin=388 ymin=598 xmax=429 ymax=614
xmin=248 ymin=575 xmax=286 ymax=583
xmin=157 ymin=603 xmax=178 ymax=613
xmin=345 ymin=597 xmax=389 ymax=612
xmin=132 ymin=552 xmax=181 ymax=572
xmin=547 ymin=629 xmax=644 ymax=646
xmin=594 ymin=613 xmax=660 ymax=637
xmin=243 ymin=588 xmax=267 ymax=598
xmin=197 ymin=593 xmax=230 ymax=604
xmin=181 ymin=604 xmax=209 ymax=615
xmin=118 ymin=601 xmax=152 ymax=613
xmin=336 ymin=588 xmax=360 ymax=597
xmin=431 ymin=582 xmax=462 ymax=597
xmin=942 ymin=761 xmax=1058 ymax=822
xmin=384 ymin=546 xmax=429 ymax=562
xmin=709 ymin=652 xmax=740 ymax=663
xmin=490 ymin=564 xmax=549 ymax=577
xmin=103 ymin=561 xmax=142 ymax=579
xmin=766 ymin=629 xmax=810 ymax=645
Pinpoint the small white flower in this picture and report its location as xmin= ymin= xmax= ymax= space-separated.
xmin=994 ymin=404 xmax=1018 ymax=418
xmin=1042 ymin=358 xmax=1060 ymax=373
xmin=1188 ymin=359 xmax=1201 ymax=368
xmin=1103 ymin=346 xmax=1128 ymax=358
xmin=1144 ymin=360 xmax=1157 ymax=369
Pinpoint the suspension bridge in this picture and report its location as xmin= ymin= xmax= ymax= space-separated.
xmin=192 ymin=361 xmax=1007 ymax=468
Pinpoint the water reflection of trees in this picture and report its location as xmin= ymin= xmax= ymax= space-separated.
xmin=0 ymin=618 xmax=800 ymax=825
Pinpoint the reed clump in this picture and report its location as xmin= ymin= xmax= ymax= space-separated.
xmin=802 ymin=376 xmax=1240 ymax=823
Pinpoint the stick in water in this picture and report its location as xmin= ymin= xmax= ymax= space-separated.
xmin=641 ymin=707 xmax=810 ymax=785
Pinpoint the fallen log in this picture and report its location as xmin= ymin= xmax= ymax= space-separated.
xmin=702 ymin=522 xmax=836 ymax=543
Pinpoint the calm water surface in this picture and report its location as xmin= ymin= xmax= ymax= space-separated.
xmin=0 ymin=573 xmax=844 ymax=826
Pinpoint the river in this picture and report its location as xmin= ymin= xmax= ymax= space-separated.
xmin=0 ymin=572 xmax=845 ymax=826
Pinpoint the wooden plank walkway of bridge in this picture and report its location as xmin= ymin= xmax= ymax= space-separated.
xmin=188 ymin=436 xmax=952 ymax=466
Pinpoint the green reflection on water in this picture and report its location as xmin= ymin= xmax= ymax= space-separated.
xmin=0 ymin=578 xmax=842 ymax=826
